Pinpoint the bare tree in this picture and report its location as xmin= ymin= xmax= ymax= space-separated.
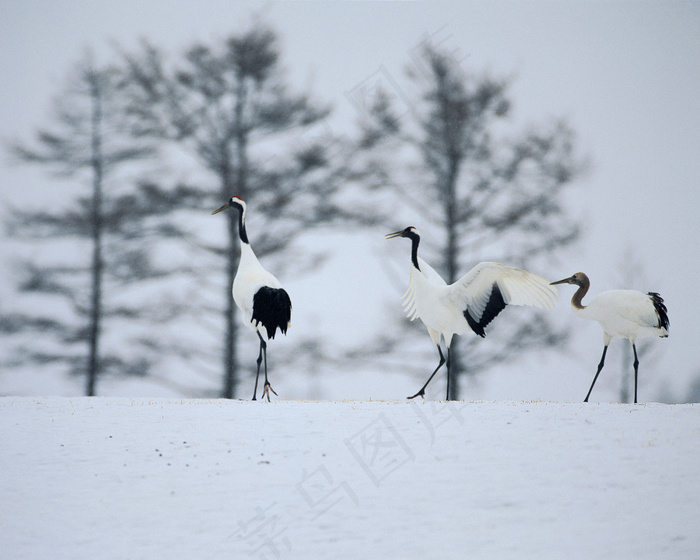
xmin=119 ymin=26 xmax=343 ymax=398
xmin=358 ymin=43 xmax=585 ymax=399
xmin=683 ymin=373 xmax=700 ymax=403
xmin=3 ymin=52 xmax=158 ymax=395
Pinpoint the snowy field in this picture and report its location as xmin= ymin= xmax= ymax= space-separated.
xmin=2 ymin=397 xmax=699 ymax=559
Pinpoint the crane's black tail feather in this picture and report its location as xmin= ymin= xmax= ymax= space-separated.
xmin=648 ymin=292 xmax=669 ymax=334
xmin=252 ymin=286 xmax=292 ymax=339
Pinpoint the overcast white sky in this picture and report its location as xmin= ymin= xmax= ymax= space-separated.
xmin=1 ymin=1 xmax=699 ymax=402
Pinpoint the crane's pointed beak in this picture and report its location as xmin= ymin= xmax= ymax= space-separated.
xmin=211 ymin=201 xmax=230 ymax=215
xmin=385 ymin=230 xmax=404 ymax=239
xmin=550 ymin=276 xmax=574 ymax=286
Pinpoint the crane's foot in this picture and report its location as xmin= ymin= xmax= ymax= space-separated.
xmin=262 ymin=382 xmax=278 ymax=402
xmin=407 ymin=389 xmax=425 ymax=400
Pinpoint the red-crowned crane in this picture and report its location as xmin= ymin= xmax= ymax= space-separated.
xmin=551 ymin=272 xmax=669 ymax=404
xmin=212 ymin=196 xmax=291 ymax=401
xmin=386 ymin=226 xmax=559 ymax=400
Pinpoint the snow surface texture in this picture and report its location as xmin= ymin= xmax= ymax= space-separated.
xmin=2 ymin=398 xmax=699 ymax=559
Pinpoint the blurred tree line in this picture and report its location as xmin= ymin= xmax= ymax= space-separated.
xmin=0 ymin=23 xmax=584 ymax=399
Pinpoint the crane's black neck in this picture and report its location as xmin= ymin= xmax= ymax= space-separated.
xmin=234 ymin=204 xmax=249 ymax=245
xmin=407 ymin=231 xmax=420 ymax=271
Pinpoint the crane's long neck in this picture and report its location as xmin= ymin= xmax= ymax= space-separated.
xmin=236 ymin=205 xmax=249 ymax=245
xmin=571 ymin=282 xmax=589 ymax=310
xmin=408 ymin=232 xmax=420 ymax=271
xmin=234 ymin=205 xmax=263 ymax=270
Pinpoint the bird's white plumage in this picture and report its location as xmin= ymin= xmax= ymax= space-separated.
xmin=233 ymin=242 xmax=284 ymax=338
xmin=574 ymin=289 xmax=668 ymax=345
xmin=401 ymin=258 xmax=444 ymax=318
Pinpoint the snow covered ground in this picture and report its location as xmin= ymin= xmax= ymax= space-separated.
xmin=2 ymin=397 xmax=699 ymax=559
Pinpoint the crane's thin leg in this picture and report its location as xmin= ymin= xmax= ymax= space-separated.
xmin=584 ymin=345 xmax=608 ymax=402
xmin=632 ymin=343 xmax=639 ymax=404
xmin=252 ymin=336 xmax=264 ymax=401
xmin=258 ymin=332 xmax=277 ymax=402
xmin=408 ymin=346 xmax=445 ymax=400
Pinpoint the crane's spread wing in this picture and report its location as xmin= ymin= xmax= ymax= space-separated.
xmin=401 ymin=257 xmax=447 ymax=321
xmin=448 ymin=262 xmax=559 ymax=337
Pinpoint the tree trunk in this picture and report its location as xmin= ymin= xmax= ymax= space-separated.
xmin=220 ymin=149 xmax=239 ymax=399
xmin=221 ymin=77 xmax=250 ymax=399
xmin=87 ymin=75 xmax=104 ymax=397
xmin=444 ymin=154 xmax=462 ymax=400
xmin=222 ymin=211 xmax=239 ymax=399
xmin=618 ymin=343 xmax=633 ymax=404
xmin=447 ymin=344 xmax=463 ymax=401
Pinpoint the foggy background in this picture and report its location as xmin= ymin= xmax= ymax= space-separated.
xmin=1 ymin=1 xmax=698 ymax=402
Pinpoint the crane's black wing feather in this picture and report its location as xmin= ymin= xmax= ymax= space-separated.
xmin=464 ymin=284 xmax=506 ymax=338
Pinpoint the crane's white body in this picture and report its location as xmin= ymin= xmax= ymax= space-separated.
xmin=573 ymin=289 xmax=668 ymax=346
xmin=233 ymin=242 xmax=286 ymax=340
xmin=404 ymin=258 xmax=559 ymax=346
